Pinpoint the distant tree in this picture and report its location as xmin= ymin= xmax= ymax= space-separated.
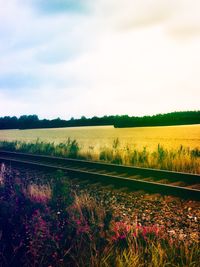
xmin=0 ymin=111 xmax=199 ymax=130
xmin=18 ymin=115 xmax=39 ymax=129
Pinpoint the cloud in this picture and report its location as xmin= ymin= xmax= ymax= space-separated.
xmin=90 ymin=0 xmax=175 ymax=31
xmin=0 ymin=85 xmax=89 ymax=119
xmin=0 ymin=0 xmax=92 ymax=94
xmin=169 ymin=26 xmax=200 ymax=39
xmin=166 ymin=0 xmax=200 ymax=39
xmin=0 ymin=0 xmax=199 ymax=119
xmin=0 ymin=73 xmax=40 ymax=89
xmin=35 ymin=24 xmax=90 ymax=64
xmin=91 ymin=0 xmax=200 ymax=40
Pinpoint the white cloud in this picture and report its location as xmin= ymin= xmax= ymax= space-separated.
xmin=0 ymin=0 xmax=199 ymax=119
xmin=166 ymin=0 xmax=200 ymax=39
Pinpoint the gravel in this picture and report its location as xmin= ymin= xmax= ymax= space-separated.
xmin=73 ymin=181 xmax=200 ymax=243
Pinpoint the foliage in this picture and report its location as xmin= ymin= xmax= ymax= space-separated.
xmin=114 ymin=111 xmax=200 ymax=128
xmin=0 ymin=111 xmax=199 ymax=129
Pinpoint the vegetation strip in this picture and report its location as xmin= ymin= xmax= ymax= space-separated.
xmin=1 ymin=165 xmax=199 ymax=266
xmin=0 ymin=150 xmax=199 ymax=183
xmin=0 ymin=151 xmax=200 ymax=200
xmin=0 ymin=111 xmax=199 ymax=129
xmin=0 ymin=138 xmax=200 ymax=174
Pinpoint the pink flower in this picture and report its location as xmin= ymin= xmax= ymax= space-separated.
xmin=111 ymin=221 xmax=132 ymax=241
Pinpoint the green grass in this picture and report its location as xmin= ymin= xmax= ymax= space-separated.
xmin=0 ymin=138 xmax=79 ymax=158
xmin=0 ymin=139 xmax=200 ymax=174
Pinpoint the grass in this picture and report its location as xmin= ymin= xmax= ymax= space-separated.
xmin=0 ymin=138 xmax=200 ymax=174
xmin=0 ymin=138 xmax=80 ymax=158
xmin=25 ymin=183 xmax=52 ymax=203
xmin=99 ymin=141 xmax=200 ymax=174
xmin=0 ymin=165 xmax=199 ymax=266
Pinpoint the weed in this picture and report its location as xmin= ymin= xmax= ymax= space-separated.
xmin=0 ymin=166 xmax=199 ymax=266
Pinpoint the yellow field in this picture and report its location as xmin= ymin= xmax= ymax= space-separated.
xmin=0 ymin=124 xmax=199 ymax=153
xmin=0 ymin=124 xmax=200 ymax=173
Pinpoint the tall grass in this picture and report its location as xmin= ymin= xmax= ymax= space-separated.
xmin=0 ymin=138 xmax=200 ymax=173
xmin=99 ymin=141 xmax=200 ymax=174
xmin=0 ymin=138 xmax=79 ymax=158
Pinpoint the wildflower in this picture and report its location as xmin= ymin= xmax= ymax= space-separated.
xmin=77 ymin=222 xmax=90 ymax=234
xmin=133 ymin=225 xmax=163 ymax=239
xmin=111 ymin=221 xmax=132 ymax=241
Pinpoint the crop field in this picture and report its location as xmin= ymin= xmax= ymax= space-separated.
xmin=0 ymin=124 xmax=200 ymax=152
xmin=0 ymin=124 xmax=200 ymax=173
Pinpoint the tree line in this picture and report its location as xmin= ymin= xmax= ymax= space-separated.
xmin=114 ymin=111 xmax=200 ymax=128
xmin=0 ymin=115 xmax=116 ymax=129
xmin=0 ymin=111 xmax=199 ymax=130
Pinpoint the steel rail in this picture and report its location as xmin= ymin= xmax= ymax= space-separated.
xmin=0 ymin=150 xmax=200 ymax=200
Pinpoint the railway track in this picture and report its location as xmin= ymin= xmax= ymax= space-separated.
xmin=0 ymin=150 xmax=200 ymax=200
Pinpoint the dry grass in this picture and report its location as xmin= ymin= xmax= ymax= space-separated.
xmin=25 ymin=183 xmax=52 ymax=203
xmin=98 ymin=143 xmax=200 ymax=174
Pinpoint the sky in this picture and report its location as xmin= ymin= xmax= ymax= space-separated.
xmin=0 ymin=0 xmax=200 ymax=119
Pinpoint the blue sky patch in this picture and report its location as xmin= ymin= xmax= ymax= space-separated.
xmin=0 ymin=73 xmax=40 ymax=89
xmin=32 ymin=0 xmax=86 ymax=15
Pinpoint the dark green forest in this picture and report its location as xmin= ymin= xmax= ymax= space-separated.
xmin=0 ymin=111 xmax=199 ymax=130
xmin=114 ymin=111 xmax=200 ymax=128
